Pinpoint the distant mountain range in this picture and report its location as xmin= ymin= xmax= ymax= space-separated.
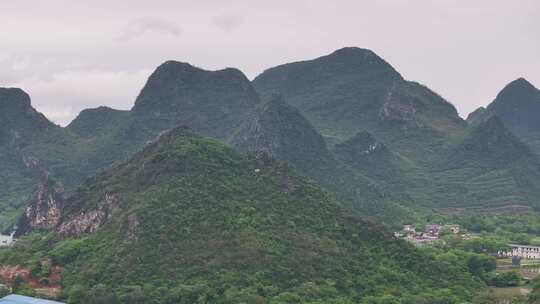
xmin=1 ymin=47 xmax=537 ymax=303
xmin=1 ymin=47 xmax=540 ymax=230
xmin=253 ymin=48 xmax=540 ymax=211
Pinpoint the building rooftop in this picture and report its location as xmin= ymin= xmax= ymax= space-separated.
xmin=510 ymin=244 xmax=540 ymax=249
xmin=0 ymin=295 xmax=65 ymax=304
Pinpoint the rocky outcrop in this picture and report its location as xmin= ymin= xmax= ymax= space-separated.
xmin=15 ymin=174 xmax=122 ymax=238
xmin=379 ymin=85 xmax=418 ymax=124
xmin=16 ymin=174 xmax=65 ymax=236
xmin=379 ymin=99 xmax=417 ymax=123
xmin=57 ymin=193 xmax=120 ymax=237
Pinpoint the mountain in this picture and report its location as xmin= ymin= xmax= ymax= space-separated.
xmin=252 ymin=47 xmax=540 ymax=212
xmin=2 ymin=49 xmax=539 ymax=230
xmin=67 ymin=106 xmax=131 ymax=138
xmin=64 ymin=61 xmax=263 ymax=185
xmin=448 ymin=116 xmax=535 ymax=169
xmin=8 ymin=127 xmax=481 ymax=303
xmin=1 ymin=60 xmax=407 ymax=231
xmin=66 ymin=61 xmax=263 ymax=188
xmin=230 ymin=95 xmax=413 ymax=222
xmin=0 ymin=63 xmax=263 ymax=228
xmin=0 ymin=89 xmax=77 ymax=227
xmin=489 ymin=78 xmax=540 ymax=132
xmin=471 ymin=78 xmax=540 ymax=154
xmin=253 ymin=47 xmax=466 ymax=153
xmin=230 ymin=94 xmax=333 ymax=175
xmin=0 ymin=88 xmax=56 ymax=141
xmin=131 ymin=61 xmax=260 ymax=141
xmin=0 ymin=89 xmax=139 ymax=229
xmin=422 ymin=116 xmax=540 ymax=209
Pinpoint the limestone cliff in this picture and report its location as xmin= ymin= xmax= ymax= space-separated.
xmin=16 ymin=174 xmax=65 ymax=236
xmin=57 ymin=193 xmax=120 ymax=237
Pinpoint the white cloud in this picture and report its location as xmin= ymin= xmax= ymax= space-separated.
xmin=117 ymin=17 xmax=183 ymax=41
xmin=212 ymin=13 xmax=245 ymax=32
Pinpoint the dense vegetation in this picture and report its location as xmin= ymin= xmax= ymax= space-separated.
xmin=0 ymin=88 xmax=80 ymax=227
xmin=2 ymin=47 xmax=540 ymax=302
xmin=530 ymin=277 xmax=540 ymax=303
xmin=3 ymin=48 xmax=540 ymax=228
xmin=0 ymin=128 xmax=484 ymax=303
xmin=253 ymin=47 xmax=540 ymax=212
xmin=253 ymin=47 xmax=465 ymax=147
xmin=430 ymin=213 xmax=540 ymax=246
xmin=0 ymin=62 xmax=262 ymax=229
xmin=230 ymin=95 xmax=415 ymax=223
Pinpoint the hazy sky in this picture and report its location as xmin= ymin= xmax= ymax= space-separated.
xmin=1 ymin=0 xmax=538 ymax=125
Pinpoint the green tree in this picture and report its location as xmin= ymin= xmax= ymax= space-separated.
xmin=467 ymin=254 xmax=496 ymax=279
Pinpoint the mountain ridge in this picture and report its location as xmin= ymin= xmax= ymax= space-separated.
xmin=2 ymin=48 xmax=540 ymax=230
xmin=0 ymin=62 xmax=265 ymax=229
xmin=253 ymin=47 xmax=466 ymax=148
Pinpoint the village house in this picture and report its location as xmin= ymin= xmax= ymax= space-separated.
xmin=424 ymin=224 xmax=441 ymax=237
xmin=395 ymin=223 xmax=464 ymax=246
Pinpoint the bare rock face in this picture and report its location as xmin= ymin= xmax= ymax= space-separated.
xmin=16 ymin=174 xmax=65 ymax=236
xmin=57 ymin=193 xmax=120 ymax=237
xmin=380 ymin=100 xmax=417 ymax=122
xmin=17 ymin=173 xmax=122 ymax=238
xmin=379 ymin=87 xmax=418 ymax=123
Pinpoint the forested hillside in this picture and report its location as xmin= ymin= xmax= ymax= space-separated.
xmin=2 ymin=48 xmax=540 ymax=229
xmin=2 ymin=127 xmax=483 ymax=303
xmin=253 ymin=47 xmax=540 ymax=211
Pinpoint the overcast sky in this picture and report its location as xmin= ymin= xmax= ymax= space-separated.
xmin=0 ymin=0 xmax=538 ymax=125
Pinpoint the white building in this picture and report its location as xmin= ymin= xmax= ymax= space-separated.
xmin=500 ymin=244 xmax=540 ymax=260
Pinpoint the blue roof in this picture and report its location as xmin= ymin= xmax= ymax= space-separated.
xmin=0 ymin=295 xmax=65 ymax=304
